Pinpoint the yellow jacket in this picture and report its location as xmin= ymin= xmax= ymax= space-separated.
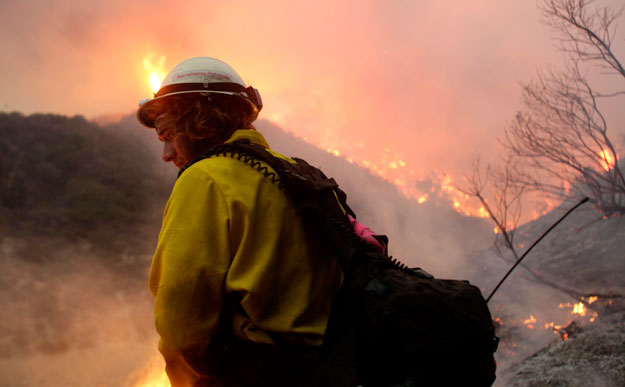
xmin=148 ymin=129 xmax=343 ymax=386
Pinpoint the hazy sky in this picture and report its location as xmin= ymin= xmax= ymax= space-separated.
xmin=1 ymin=0 xmax=623 ymax=215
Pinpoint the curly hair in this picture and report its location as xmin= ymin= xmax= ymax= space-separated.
xmin=150 ymin=93 xmax=255 ymax=144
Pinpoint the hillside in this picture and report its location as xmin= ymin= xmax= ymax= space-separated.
xmin=0 ymin=112 xmax=493 ymax=386
xmin=2 ymin=112 xmax=622 ymax=386
xmin=504 ymin=320 xmax=625 ymax=386
xmin=467 ymin=199 xmax=625 ymax=386
xmin=0 ymin=112 xmax=175 ymax=386
xmin=0 ymin=112 xmax=172 ymax=258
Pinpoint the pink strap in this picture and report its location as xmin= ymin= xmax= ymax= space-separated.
xmin=347 ymin=214 xmax=386 ymax=253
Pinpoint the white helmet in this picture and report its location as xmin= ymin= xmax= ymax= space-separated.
xmin=136 ymin=57 xmax=262 ymax=128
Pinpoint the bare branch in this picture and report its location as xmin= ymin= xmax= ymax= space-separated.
xmin=503 ymin=17 xmax=625 ymax=213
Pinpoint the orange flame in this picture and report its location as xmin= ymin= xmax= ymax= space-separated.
xmin=143 ymin=54 xmax=167 ymax=94
xmin=559 ymin=301 xmax=592 ymax=317
xmin=523 ymin=315 xmax=537 ymax=329
xmin=544 ymin=321 xmax=562 ymax=331
xmin=129 ymin=352 xmax=170 ymax=387
xmin=149 ymin=73 xmax=163 ymax=95
xmin=563 ymin=179 xmax=571 ymax=194
xmin=303 ymin=141 xmax=504 ymax=220
xmin=134 ymin=371 xmax=170 ymax=387
xmin=297 ymin=139 xmax=561 ymax=223
xmin=572 ymin=302 xmax=586 ymax=316
xmin=326 ymin=147 xmax=341 ymax=157
xmin=599 ymin=149 xmax=616 ymax=171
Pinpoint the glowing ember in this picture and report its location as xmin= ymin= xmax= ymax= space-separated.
xmin=544 ymin=321 xmax=562 ymax=331
xmin=326 ymin=147 xmax=341 ymax=157
xmin=572 ymin=302 xmax=586 ymax=316
xmin=524 ymin=315 xmax=537 ymax=329
xmin=558 ymin=301 xmax=588 ymax=316
xmin=493 ymin=227 xmax=499 ymax=234
xmin=586 ymin=296 xmax=598 ymax=304
xmin=418 ymin=195 xmax=428 ymax=204
xmin=599 ymin=149 xmax=616 ymax=171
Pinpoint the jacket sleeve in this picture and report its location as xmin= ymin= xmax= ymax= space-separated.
xmin=148 ymin=167 xmax=231 ymax=386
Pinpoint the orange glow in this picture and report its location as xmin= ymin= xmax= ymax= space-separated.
xmin=0 ymin=1 xmax=582 ymax=226
xmin=326 ymin=147 xmax=341 ymax=157
xmin=559 ymin=301 xmax=589 ymax=317
xmin=316 ymin=148 xmax=494 ymax=218
xmin=587 ymin=296 xmax=598 ymax=304
xmin=149 ymin=73 xmax=163 ymax=94
xmin=541 ymin=198 xmax=556 ymax=216
xmin=572 ymin=302 xmax=586 ymax=316
xmin=493 ymin=227 xmax=499 ymax=234
xmin=523 ymin=315 xmax=536 ymax=329
xmin=132 ymin=364 xmax=169 ymax=387
xmin=544 ymin=321 xmax=562 ymax=331
xmin=599 ymin=149 xmax=616 ymax=171
xmin=128 ymin=351 xmax=170 ymax=387
xmin=143 ymin=54 xmax=167 ymax=94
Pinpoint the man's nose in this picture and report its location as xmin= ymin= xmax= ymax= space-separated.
xmin=162 ymin=142 xmax=176 ymax=163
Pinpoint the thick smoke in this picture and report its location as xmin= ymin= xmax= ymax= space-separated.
xmin=256 ymin=119 xmax=493 ymax=277
xmin=7 ymin=0 xmax=622 ymax=188
xmin=0 ymin=234 xmax=156 ymax=386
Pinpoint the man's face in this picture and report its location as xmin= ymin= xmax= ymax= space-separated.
xmin=154 ymin=113 xmax=201 ymax=169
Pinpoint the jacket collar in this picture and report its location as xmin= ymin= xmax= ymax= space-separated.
xmin=225 ymin=129 xmax=270 ymax=149
xmin=178 ymin=129 xmax=271 ymax=178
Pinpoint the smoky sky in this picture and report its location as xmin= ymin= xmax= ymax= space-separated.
xmin=1 ymin=0 xmax=624 ymax=207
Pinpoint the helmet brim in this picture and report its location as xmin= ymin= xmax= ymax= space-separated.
xmin=136 ymin=90 xmax=259 ymax=129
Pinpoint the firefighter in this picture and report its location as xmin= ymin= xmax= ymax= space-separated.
xmin=137 ymin=57 xmax=344 ymax=386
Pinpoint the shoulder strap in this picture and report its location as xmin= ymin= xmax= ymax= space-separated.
xmin=182 ymin=139 xmax=401 ymax=274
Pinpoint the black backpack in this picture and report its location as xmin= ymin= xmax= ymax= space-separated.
xmin=186 ymin=140 xmax=499 ymax=386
